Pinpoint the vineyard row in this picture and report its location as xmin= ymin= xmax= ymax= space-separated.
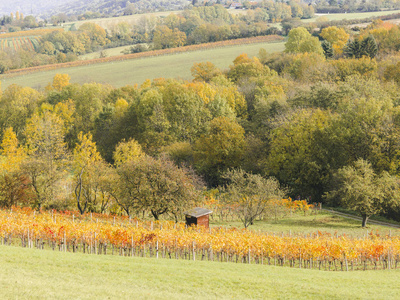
xmin=1 ymin=207 xmax=399 ymax=271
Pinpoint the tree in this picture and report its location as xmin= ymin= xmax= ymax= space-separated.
xmin=221 ymin=169 xmax=285 ymax=228
xmin=194 ymin=116 xmax=246 ymax=186
xmin=361 ymin=35 xmax=378 ymax=59
xmin=113 ymin=138 xmax=144 ymax=167
xmin=73 ymin=132 xmax=102 ymax=214
xmin=326 ymin=159 xmax=400 ymax=227
xmin=345 ymin=35 xmax=378 ymax=59
xmin=320 ymin=26 xmax=349 ymax=55
xmin=321 ymin=40 xmax=334 ymax=59
xmin=0 ymin=127 xmax=30 ymax=208
xmin=344 ymin=38 xmax=362 ymax=58
xmin=266 ymin=109 xmax=331 ymax=200
xmin=0 ymin=85 xmax=42 ymax=137
xmin=51 ymin=74 xmax=71 ymax=92
xmin=285 ymin=27 xmax=323 ymax=55
xmin=79 ymin=22 xmax=108 ymax=47
xmin=227 ymin=53 xmax=271 ymax=83
xmin=111 ymin=155 xmax=199 ymax=220
xmin=153 ymin=26 xmax=186 ymax=49
xmin=23 ymin=111 xmax=68 ymax=210
xmin=191 ymin=62 xmax=221 ymax=82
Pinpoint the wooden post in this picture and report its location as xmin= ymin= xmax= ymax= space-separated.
xmin=156 ymin=241 xmax=159 ymax=259
xmin=193 ymin=241 xmax=195 ymax=261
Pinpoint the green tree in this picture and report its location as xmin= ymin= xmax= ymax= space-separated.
xmin=110 ymin=155 xmax=199 ymax=220
xmin=321 ymin=40 xmax=334 ymax=59
xmin=285 ymin=27 xmax=323 ymax=55
xmin=326 ymin=159 xmax=400 ymax=227
xmin=266 ymin=109 xmax=331 ymax=200
xmin=344 ymin=38 xmax=362 ymax=58
xmin=361 ymin=35 xmax=378 ymax=59
xmin=221 ymin=169 xmax=285 ymax=228
xmin=194 ymin=116 xmax=246 ymax=186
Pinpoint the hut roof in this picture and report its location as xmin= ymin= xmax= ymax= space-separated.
xmin=185 ymin=207 xmax=212 ymax=218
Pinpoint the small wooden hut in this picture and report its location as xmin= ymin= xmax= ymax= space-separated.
xmin=185 ymin=208 xmax=212 ymax=228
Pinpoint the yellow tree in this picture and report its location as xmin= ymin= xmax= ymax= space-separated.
xmin=73 ymin=132 xmax=102 ymax=214
xmin=113 ymin=138 xmax=144 ymax=167
xmin=51 ymin=74 xmax=71 ymax=92
xmin=0 ymin=127 xmax=30 ymax=208
xmin=320 ymin=26 xmax=350 ymax=55
xmin=191 ymin=62 xmax=221 ymax=82
xmin=0 ymin=85 xmax=42 ymax=137
xmin=23 ymin=111 xmax=68 ymax=210
xmin=0 ymin=127 xmax=26 ymax=172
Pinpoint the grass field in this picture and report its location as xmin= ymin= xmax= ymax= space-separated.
xmin=1 ymin=244 xmax=400 ymax=299
xmin=308 ymin=9 xmax=400 ymax=22
xmin=211 ymin=211 xmax=397 ymax=237
xmin=0 ymin=41 xmax=285 ymax=90
xmin=78 ymin=44 xmax=139 ymax=60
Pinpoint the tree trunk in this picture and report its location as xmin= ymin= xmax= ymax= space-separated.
xmin=361 ymin=214 xmax=369 ymax=227
xmin=151 ymin=210 xmax=159 ymax=221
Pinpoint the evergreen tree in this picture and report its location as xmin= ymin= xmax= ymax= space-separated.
xmin=321 ymin=40 xmax=334 ymax=58
xmin=361 ymin=35 xmax=378 ymax=58
xmin=344 ymin=38 xmax=362 ymax=58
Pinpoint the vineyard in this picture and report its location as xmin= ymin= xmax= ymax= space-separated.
xmin=0 ymin=36 xmax=41 ymax=51
xmin=0 ymin=28 xmax=62 ymax=52
xmin=1 ymin=206 xmax=399 ymax=271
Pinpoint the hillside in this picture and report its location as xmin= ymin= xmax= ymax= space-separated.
xmin=1 ymin=244 xmax=400 ymax=299
xmin=0 ymin=0 xmax=190 ymax=18
xmin=0 ymin=38 xmax=285 ymax=89
xmin=0 ymin=0 xmax=75 ymax=16
xmin=47 ymin=0 xmax=191 ymax=17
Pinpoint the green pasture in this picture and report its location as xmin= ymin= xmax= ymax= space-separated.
xmin=0 ymin=41 xmax=285 ymax=90
xmin=211 ymin=210 xmax=398 ymax=237
xmin=307 ymin=9 xmax=400 ymax=23
xmin=78 ymin=45 xmax=139 ymax=60
xmin=0 ymin=244 xmax=399 ymax=299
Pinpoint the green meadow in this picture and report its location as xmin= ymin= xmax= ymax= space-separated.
xmin=211 ymin=210 xmax=398 ymax=237
xmin=0 ymin=243 xmax=399 ymax=299
xmin=0 ymin=41 xmax=285 ymax=90
xmin=308 ymin=9 xmax=400 ymax=22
